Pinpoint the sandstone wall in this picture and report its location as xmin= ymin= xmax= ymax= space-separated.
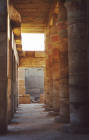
xmin=18 ymin=51 xmax=45 ymax=103
xmin=18 ymin=68 xmax=31 ymax=104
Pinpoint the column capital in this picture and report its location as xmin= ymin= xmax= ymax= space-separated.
xmin=65 ymin=0 xmax=87 ymax=24
xmin=65 ymin=0 xmax=87 ymax=10
xmin=57 ymin=0 xmax=67 ymax=24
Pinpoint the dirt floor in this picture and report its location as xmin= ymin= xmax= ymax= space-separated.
xmin=0 ymin=104 xmax=89 ymax=140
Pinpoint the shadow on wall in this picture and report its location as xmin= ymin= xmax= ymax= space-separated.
xmin=25 ymin=68 xmax=44 ymax=103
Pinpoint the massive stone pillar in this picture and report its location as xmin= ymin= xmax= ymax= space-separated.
xmin=52 ymin=28 xmax=60 ymax=112
xmin=11 ymin=50 xmax=17 ymax=114
xmin=44 ymin=59 xmax=49 ymax=105
xmin=13 ymin=57 xmax=17 ymax=112
xmin=11 ymin=50 xmax=14 ymax=115
xmin=44 ymin=31 xmax=49 ymax=106
xmin=8 ymin=39 xmax=13 ymax=123
xmin=45 ymin=29 xmax=54 ymax=108
xmin=13 ymin=56 xmax=17 ymax=113
xmin=56 ymin=1 xmax=69 ymax=122
xmin=88 ymin=0 xmax=89 ymax=97
xmin=0 ymin=0 xmax=8 ymax=134
xmin=48 ymin=54 xmax=54 ymax=108
xmin=15 ymin=61 xmax=19 ymax=108
xmin=52 ymin=49 xmax=60 ymax=112
xmin=45 ymin=50 xmax=53 ymax=108
xmin=65 ymin=0 xmax=89 ymax=132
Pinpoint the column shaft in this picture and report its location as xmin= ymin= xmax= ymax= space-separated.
xmin=57 ymin=1 xmax=69 ymax=122
xmin=0 ymin=0 xmax=8 ymax=134
xmin=65 ymin=0 xmax=89 ymax=127
xmin=45 ymin=29 xmax=54 ymax=108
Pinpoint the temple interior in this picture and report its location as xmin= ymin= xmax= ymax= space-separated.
xmin=0 ymin=0 xmax=89 ymax=139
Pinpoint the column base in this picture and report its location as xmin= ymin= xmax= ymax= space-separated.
xmin=0 ymin=127 xmax=7 ymax=135
xmin=45 ymin=107 xmax=54 ymax=112
xmin=59 ymin=124 xmax=89 ymax=134
xmin=55 ymin=116 xmax=69 ymax=123
xmin=48 ymin=111 xmax=59 ymax=116
xmin=42 ymin=104 xmax=48 ymax=108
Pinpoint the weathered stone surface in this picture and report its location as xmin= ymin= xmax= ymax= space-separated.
xmin=0 ymin=32 xmax=8 ymax=134
xmin=52 ymin=49 xmax=60 ymax=112
xmin=45 ymin=28 xmax=54 ymax=108
xmin=51 ymin=24 xmax=60 ymax=112
xmin=0 ymin=0 xmax=8 ymax=133
xmin=56 ymin=1 xmax=69 ymax=122
xmin=45 ymin=1 xmax=69 ymax=116
xmin=18 ymin=68 xmax=28 ymax=104
xmin=19 ymin=56 xmax=45 ymax=68
xmin=19 ymin=95 xmax=31 ymax=104
xmin=40 ymin=94 xmax=45 ymax=103
xmin=65 ymin=0 xmax=89 ymax=128
xmin=0 ymin=0 xmax=89 ymax=135
xmin=12 ymin=56 xmax=18 ymax=113
xmin=8 ymin=39 xmax=13 ymax=123
xmin=18 ymin=51 xmax=45 ymax=104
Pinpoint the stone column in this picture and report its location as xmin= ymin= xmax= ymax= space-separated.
xmin=15 ymin=61 xmax=18 ymax=110
xmin=11 ymin=51 xmax=16 ymax=114
xmin=45 ymin=52 xmax=53 ymax=108
xmin=44 ymin=31 xmax=49 ymax=106
xmin=7 ymin=39 xmax=12 ymax=123
xmin=7 ymin=24 xmax=14 ymax=123
xmin=14 ymin=58 xmax=17 ymax=112
xmin=0 ymin=0 xmax=8 ymax=134
xmin=45 ymin=57 xmax=50 ymax=106
xmin=44 ymin=65 xmax=47 ymax=104
xmin=88 ymin=0 xmax=89 ymax=97
xmin=45 ymin=29 xmax=54 ymax=109
xmin=49 ymin=22 xmax=60 ymax=112
xmin=13 ymin=56 xmax=16 ymax=112
xmin=48 ymin=54 xmax=54 ymax=108
xmin=65 ymin=0 xmax=89 ymax=132
xmin=52 ymin=48 xmax=60 ymax=112
xmin=11 ymin=50 xmax=14 ymax=116
xmin=56 ymin=1 xmax=69 ymax=122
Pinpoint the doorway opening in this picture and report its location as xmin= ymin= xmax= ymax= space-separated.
xmin=18 ymin=67 xmax=44 ymax=104
xmin=25 ymin=68 xmax=44 ymax=103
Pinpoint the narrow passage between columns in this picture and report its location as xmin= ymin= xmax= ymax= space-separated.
xmin=0 ymin=104 xmax=88 ymax=140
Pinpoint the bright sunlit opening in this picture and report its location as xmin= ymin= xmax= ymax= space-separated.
xmin=22 ymin=33 xmax=45 ymax=51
